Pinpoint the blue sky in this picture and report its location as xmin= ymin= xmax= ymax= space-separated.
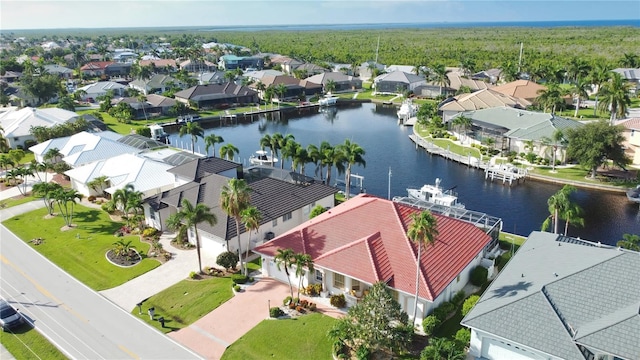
xmin=1 ymin=0 xmax=638 ymax=30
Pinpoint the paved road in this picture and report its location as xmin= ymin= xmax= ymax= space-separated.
xmin=0 ymin=224 xmax=201 ymax=360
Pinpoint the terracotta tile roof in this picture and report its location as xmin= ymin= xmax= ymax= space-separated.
xmin=254 ymin=194 xmax=491 ymax=300
xmin=492 ymin=80 xmax=547 ymax=101
xmin=80 ymin=61 xmax=114 ymax=70
xmin=138 ymin=59 xmax=177 ymax=68
xmin=620 ymin=118 xmax=640 ymax=130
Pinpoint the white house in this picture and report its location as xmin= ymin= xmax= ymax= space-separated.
xmin=0 ymin=107 xmax=79 ymax=149
xmin=462 ymin=231 xmax=640 ymax=360
xmin=76 ymin=81 xmax=126 ymax=100
xmin=253 ymin=194 xmax=493 ymax=323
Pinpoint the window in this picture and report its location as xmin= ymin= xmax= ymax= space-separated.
xmin=283 ymin=212 xmax=292 ymax=222
xmin=272 ymin=219 xmax=278 ymax=227
xmin=150 ymin=211 xmax=156 ymax=220
xmin=351 ymin=279 xmax=360 ymax=291
xmin=456 ymin=275 xmax=460 ymax=283
xmin=315 ymin=269 xmax=323 ymax=282
xmin=333 ymin=273 xmax=345 ymax=289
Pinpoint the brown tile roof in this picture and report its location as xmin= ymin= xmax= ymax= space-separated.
xmin=80 ymin=61 xmax=114 ymax=70
xmin=254 ymin=194 xmax=492 ymax=300
xmin=138 ymin=59 xmax=177 ymax=68
xmin=492 ymin=80 xmax=547 ymax=101
xmin=174 ymin=83 xmax=257 ymax=100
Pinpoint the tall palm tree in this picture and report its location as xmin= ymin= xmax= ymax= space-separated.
xmin=112 ymin=184 xmax=143 ymax=226
xmin=275 ymin=84 xmax=287 ymax=107
xmin=570 ymin=78 xmax=591 ymax=118
xmin=294 ymin=253 xmax=314 ymax=300
xmin=407 ymin=210 xmax=438 ymax=324
xmin=588 ymin=63 xmax=611 ymax=117
xmin=0 ymin=155 xmax=15 ymax=181
xmin=277 ymin=134 xmax=295 ymax=169
xmin=137 ymin=93 xmax=148 ymax=121
xmin=338 ymin=139 xmax=366 ymax=199
xmin=540 ymin=129 xmax=566 ymax=171
xmin=43 ymin=147 xmax=62 ymax=164
xmin=322 ymin=143 xmax=345 ymax=186
xmin=324 ymin=79 xmax=337 ymax=94
xmin=541 ymin=185 xmax=576 ymax=234
xmin=274 ymin=248 xmax=296 ymax=300
xmin=307 ymin=143 xmax=323 ymax=179
xmin=597 ymin=72 xmax=632 ymax=124
xmin=561 ymin=202 xmax=584 ymax=236
xmin=536 ymin=83 xmax=566 ymax=115
xmin=178 ymin=121 xmax=204 ymax=154
xmin=220 ymin=178 xmax=252 ymax=275
xmin=241 ymin=206 xmax=262 ymax=273
xmin=204 ymin=133 xmax=224 ymax=157
xmin=259 ymin=134 xmax=275 ymax=164
xmin=281 ymin=139 xmax=301 ymax=171
xmin=53 ymin=188 xmax=83 ymax=227
xmin=219 ymin=143 xmax=239 ymax=161
xmin=166 ymin=199 xmax=216 ymax=274
xmin=431 ymin=63 xmax=450 ymax=96
xmin=87 ymin=175 xmax=109 ymax=196
xmin=32 ymin=182 xmax=62 ymax=216
xmin=293 ymin=146 xmax=310 ymax=175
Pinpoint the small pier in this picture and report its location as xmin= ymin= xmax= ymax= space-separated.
xmin=485 ymin=164 xmax=527 ymax=185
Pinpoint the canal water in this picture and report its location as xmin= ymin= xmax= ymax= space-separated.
xmin=167 ymin=103 xmax=640 ymax=245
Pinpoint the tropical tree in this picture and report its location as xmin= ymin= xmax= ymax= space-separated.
xmin=292 ymin=146 xmax=310 ymax=175
xmin=588 ymin=63 xmax=611 ymax=117
xmin=204 ymin=133 xmax=224 ymax=157
xmin=293 ymin=253 xmax=314 ymax=300
xmin=431 ymin=63 xmax=450 ymax=95
xmin=220 ymin=178 xmax=252 ymax=275
xmin=275 ymin=84 xmax=288 ymax=106
xmin=566 ymin=121 xmax=629 ymax=178
xmin=14 ymin=166 xmax=34 ymax=195
xmin=281 ymin=139 xmax=301 ymax=171
xmin=274 ymin=248 xmax=296 ymax=300
xmin=8 ymin=148 xmax=25 ymax=165
xmin=338 ymin=139 xmax=366 ymax=199
xmin=0 ymin=154 xmax=15 ymax=181
xmin=541 ymin=185 xmax=576 ymax=234
xmin=536 ymin=83 xmax=566 ymax=115
xmin=277 ymin=134 xmax=295 ymax=169
xmin=137 ymin=93 xmax=148 ymax=121
xmin=325 ymin=79 xmax=336 ymax=94
xmin=32 ymin=182 xmax=62 ymax=216
xmin=597 ymin=72 xmax=632 ymax=124
xmin=420 ymin=337 xmax=466 ymax=360
xmin=570 ymin=78 xmax=591 ymax=118
xmin=178 ymin=121 xmax=204 ymax=154
xmin=407 ymin=210 xmax=439 ymax=323
xmin=259 ymin=134 xmax=276 ymax=164
xmin=219 ymin=143 xmax=239 ymax=161
xmin=53 ymin=188 xmax=83 ymax=227
xmin=241 ymin=206 xmax=262 ymax=273
xmin=306 ymin=143 xmax=323 ymax=179
xmin=166 ymin=198 xmax=216 ymax=274
xmin=540 ymin=129 xmax=566 ymax=171
xmin=451 ymin=115 xmax=472 ymax=142
xmin=112 ymin=184 xmax=143 ymax=222
xmin=561 ymin=202 xmax=585 ymax=236
xmin=616 ymin=233 xmax=640 ymax=251
xmin=619 ymin=52 xmax=639 ymax=68
xmin=322 ymin=143 xmax=345 ymax=186
xmin=28 ymin=161 xmax=50 ymax=183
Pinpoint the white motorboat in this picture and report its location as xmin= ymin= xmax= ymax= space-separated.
xmin=626 ymin=185 xmax=640 ymax=203
xmin=249 ymin=150 xmax=278 ymax=166
xmin=149 ymin=124 xmax=169 ymax=144
xmin=406 ymin=178 xmax=464 ymax=208
xmin=397 ymin=98 xmax=418 ymax=120
xmin=318 ymin=93 xmax=339 ymax=106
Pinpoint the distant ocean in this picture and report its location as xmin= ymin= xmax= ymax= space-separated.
xmin=198 ymin=19 xmax=639 ymax=32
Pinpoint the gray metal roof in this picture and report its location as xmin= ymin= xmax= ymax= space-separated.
xmin=117 ymin=134 xmax=166 ymax=150
xmin=462 ymin=231 xmax=640 ymax=360
xmin=168 ymin=157 xmax=241 ymax=181
xmin=505 ymin=115 xmax=584 ymax=141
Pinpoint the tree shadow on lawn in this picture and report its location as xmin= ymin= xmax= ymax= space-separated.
xmin=77 ymin=220 xmax=123 ymax=236
xmin=73 ymin=209 xmax=102 ymax=223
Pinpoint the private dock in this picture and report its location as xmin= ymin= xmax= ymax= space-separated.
xmin=484 ymin=164 xmax=527 ymax=185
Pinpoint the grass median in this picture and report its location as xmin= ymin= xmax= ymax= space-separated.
xmin=0 ymin=323 xmax=68 ymax=360
xmin=2 ymin=205 xmax=160 ymax=291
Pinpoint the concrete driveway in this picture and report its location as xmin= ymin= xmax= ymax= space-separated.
xmin=168 ymin=277 xmax=290 ymax=359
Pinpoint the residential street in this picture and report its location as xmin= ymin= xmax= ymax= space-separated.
xmin=0 ymin=222 xmax=201 ymax=359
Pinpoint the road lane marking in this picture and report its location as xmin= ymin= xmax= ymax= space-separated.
xmin=118 ymin=345 xmax=140 ymax=359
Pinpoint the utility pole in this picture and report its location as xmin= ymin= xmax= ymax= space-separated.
xmin=387 ymin=167 xmax=392 ymax=200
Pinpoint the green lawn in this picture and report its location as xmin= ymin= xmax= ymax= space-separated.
xmin=246 ymin=257 xmax=261 ymax=272
xmin=0 ymin=324 xmax=68 ymax=360
xmin=221 ymin=313 xmax=336 ymax=360
xmin=2 ymin=205 xmax=160 ymax=290
xmin=0 ymin=195 xmax=37 ymax=209
xmin=529 ymin=166 xmax=637 ymax=187
xmin=130 ymin=277 xmax=233 ymax=333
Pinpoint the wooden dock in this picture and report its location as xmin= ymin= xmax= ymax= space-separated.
xmin=409 ymin=134 xmax=527 ymax=186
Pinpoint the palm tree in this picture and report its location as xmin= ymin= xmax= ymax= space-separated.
xmin=15 ymin=166 xmax=34 ymax=196
xmin=274 ymin=248 xmax=296 ymax=300
xmin=32 ymin=182 xmax=62 ymax=216
xmin=220 ymin=178 xmax=252 ymax=275
xmin=292 ymin=146 xmax=310 ymax=175
xmin=53 ymin=188 xmax=83 ymax=227
xmin=616 ymin=234 xmax=640 ymax=251
xmin=541 ymin=185 xmax=576 ymax=234
xmin=29 ymin=161 xmax=50 ymax=183
xmin=178 ymin=121 xmax=204 ymax=154
xmin=540 ymin=129 xmax=566 ymax=171
xmin=323 ymin=144 xmax=345 ymax=186
xmin=325 ymin=79 xmax=337 ymax=94
xmin=306 ymin=144 xmax=323 ymax=179
xmin=259 ymin=134 xmax=275 ymax=164
xmin=43 ymin=147 xmax=62 ymax=164
xmin=204 ymin=133 xmax=224 ymax=157
xmin=0 ymin=155 xmax=15 ymax=181
xmin=561 ymin=202 xmax=584 ymax=236
xmin=277 ymin=134 xmax=295 ymax=169
xmin=166 ymin=199 xmax=216 ymax=274
xmin=452 ymin=115 xmax=472 ymax=142
xmin=87 ymin=175 xmax=109 ymax=196
xmin=241 ymin=206 xmax=262 ymax=273
xmin=137 ymin=93 xmax=148 ymax=121
xmin=407 ymin=210 xmax=438 ymax=324
xmin=294 ymin=253 xmax=314 ymax=300
xmin=275 ymin=84 xmax=287 ymax=107
xmin=597 ymin=72 xmax=632 ymax=124
xmin=281 ymin=139 xmax=301 ymax=171
xmin=588 ymin=63 xmax=611 ymax=117
xmin=219 ymin=143 xmax=239 ymax=161
xmin=536 ymin=83 xmax=566 ymax=115
xmin=112 ymin=184 xmax=143 ymax=222
xmin=570 ymin=78 xmax=591 ymax=118
xmin=338 ymin=139 xmax=366 ymax=200
xmin=431 ymin=63 xmax=450 ymax=96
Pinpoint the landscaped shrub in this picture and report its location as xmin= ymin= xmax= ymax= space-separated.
xmin=288 ymin=302 xmax=296 ymax=309
xmin=300 ymin=299 xmax=309 ymax=308
xmin=309 ymin=303 xmax=317 ymax=311
xmin=233 ymin=285 xmax=241 ymax=292
xmin=189 ymin=271 xmax=198 ymax=279
xmin=355 ymin=346 xmax=370 ymax=360
xmin=101 ymin=200 xmax=116 ymax=213
xmin=142 ymin=228 xmax=159 ymax=238
xmin=470 ymin=266 xmax=488 ymax=286
xmin=295 ymin=305 xmax=304 ymax=312
xmin=269 ymin=307 xmax=284 ymax=318
xmin=433 ymin=302 xmax=455 ymax=322
xmin=216 ymin=251 xmax=239 ymax=270
xmin=422 ymin=315 xmax=440 ymax=336
xmin=462 ymin=295 xmax=480 ymax=317
xmin=330 ymin=294 xmax=346 ymax=308
xmin=452 ymin=290 xmax=466 ymax=306
xmin=87 ymin=195 xmax=96 ymax=202
xmin=283 ymin=296 xmax=292 ymax=306
xmin=292 ymin=297 xmax=299 ymax=305
xmin=231 ymin=274 xmax=249 ymax=284
xmin=454 ymin=328 xmax=471 ymax=347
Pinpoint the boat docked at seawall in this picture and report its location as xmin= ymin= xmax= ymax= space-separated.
xmin=318 ymin=93 xmax=339 ymax=106
xmin=249 ymin=150 xmax=278 ymax=166
xmin=149 ymin=124 xmax=170 ymax=144
xmin=397 ymin=98 xmax=418 ymax=120
xmin=626 ymin=185 xmax=640 ymax=203
xmin=404 ymin=178 xmax=465 ymax=208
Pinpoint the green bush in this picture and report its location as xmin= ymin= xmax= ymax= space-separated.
xmin=189 ymin=271 xmax=198 ymax=279
xmin=231 ymin=274 xmax=249 ymax=284
xmin=142 ymin=228 xmax=159 ymax=238
xmin=233 ymin=285 xmax=241 ymax=292
xmin=101 ymin=200 xmax=116 ymax=213
xmin=462 ymin=295 xmax=480 ymax=317
xmin=283 ymin=296 xmax=292 ymax=306
xmin=292 ymin=297 xmax=300 ymax=305
xmin=452 ymin=290 xmax=466 ymax=306
xmin=433 ymin=302 xmax=455 ymax=322
xmin=330 ymin=294 xmax=346 ymax=308
xmin=454 ymin=328 xmax=471 ymax=347
xmin=216 ymin=251 xmax=239 ymax=270
xmin=470 ymin=266 xmax=488 ymax=286
xmin=269 ymin=306 xmax=284 ymax=318
xmin=421 ymin=315 xmax=440 ymax=336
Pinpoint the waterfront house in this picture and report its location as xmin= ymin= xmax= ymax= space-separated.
xmin=253 ymin=194 xmax=493 ymax=323
xmin=258 ymin=75 xmax=323 ymax=100
xmin=198 ymin=71 xmax=226 ymax=85
xmin=0 ymin=107 xmax=79 ymax=149
xmin=76 ymin=81 xmax=126 ymax=100
xmin=305 ymin=72 xmax=363 ymax=92
xmin=491 ymin=80 xmax=547 ymax=104
xmin=462 ymin=231 xmax=640 ymax=360
xmin=439 ymin=88 xmax=531 ymax=122
xmin=144 ymin=162 xmax=337 ymax=257
xmin=128 ymin=74 xmax=184 ymax=95
xmin=217 ymin=55 xmax=264 ymax=71
xmin=138 ymin=59 xmax=177 ymax=73
xmin=373 ymin=71 xmax=426 ymax=94
xmin=174 ymin=83 xmax=258 ymax=109
xmin=179 ymin=59 xmax=217 ymax=73
xmin=619 ymin=117 xmax=640 ymax=166
xmin=358 ymin=61 xmax=385 ymax=81
xmin=242 ymin=69 xmax=284 ymax=84
xmin=449 ymin=107 xmax=583 ymax=159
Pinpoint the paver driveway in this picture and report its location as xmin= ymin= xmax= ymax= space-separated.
xmin=168 ymin=277 xmax=290 ymax=359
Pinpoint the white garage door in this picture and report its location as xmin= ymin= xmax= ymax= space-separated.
xmin=483 ymin=337 xmax=535 ymax=360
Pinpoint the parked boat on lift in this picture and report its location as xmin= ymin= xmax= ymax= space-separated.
xmin=149 ymin=124 xmax=170 ymax=144
xmin=249 ymin=150 xmax=278 ymax=166
xmin=405 ymin=178 xmax=464 ymax=208
xmin=626 ymin=185 xmax=640 ymax=204
xmin=318 ymin=93 xmax=339 ymax=106
xmin=397 ymin=98 xmax=418 ymax=120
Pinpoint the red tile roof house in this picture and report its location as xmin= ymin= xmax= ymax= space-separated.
xmin=253 ymin=194 xmax=493 ymax=324
xmin=80 ymin=61 xmax=114 ymax=77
